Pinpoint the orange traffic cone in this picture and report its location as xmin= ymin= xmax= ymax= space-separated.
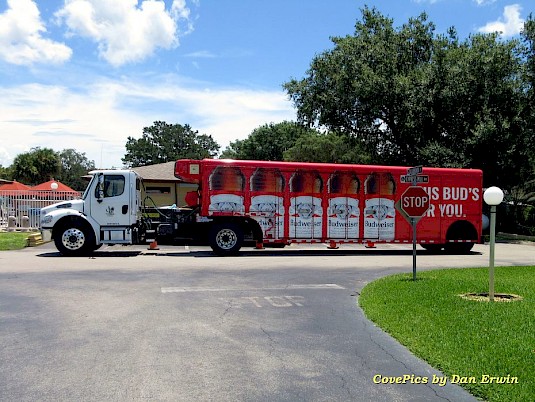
xmin=148 ymin=240 xmax=160 ymax=250
xmin=327 ymin=240 xmax=339 ymax=249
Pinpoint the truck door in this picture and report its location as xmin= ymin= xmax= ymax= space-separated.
xmin=90 ymin=173 xmax=134 ymax=243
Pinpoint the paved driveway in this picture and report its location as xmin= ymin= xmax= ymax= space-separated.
xmin=0 ymin=242 xmax=533 ymax=401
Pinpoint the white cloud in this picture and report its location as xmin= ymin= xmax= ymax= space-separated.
xmin=0 ymin=78 xmax=296 ymax=168
xmin=184 ymin=50 xmax=217 ymax=58
xmin=0 ymin=83 xmax=144 ymax=168
xmin=478 ymin=4 xmax=525 ymax=37
xmin=55 ymin=0 xmax=192 ymax=67
xmin=0 ymin=0 xmax=72 ymax=65
xmin=0 ymin=147 xmax=12 ymax=167
xmin=473 ymin=0 xmax=497 ymax=6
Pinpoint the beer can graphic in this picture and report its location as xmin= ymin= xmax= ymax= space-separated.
xmin=364 ymin=172 xmax=396 ymax=240
xmin=208 ymin=193 xmax=245 ymax=214
xmin=250 ymin=194 xmax=284 ymax=239
xmin=327 ymin=172 xmax=360 ymax=239
xmin=250 ymin=168 xmax=285 ymax=239
xmin=289 ymin=170 xmax=323 ymax=238
xmin=208 ymin=166 xmax=245 ymax=214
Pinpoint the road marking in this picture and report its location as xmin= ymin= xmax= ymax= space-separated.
xmin=161 ymin=284 xmax=345 ymax=293
xmin=220 ymin=295 xmax=306 ymax=308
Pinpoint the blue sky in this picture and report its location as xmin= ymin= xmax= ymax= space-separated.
xmin=0 ymin=0 xmax=531 ymax=169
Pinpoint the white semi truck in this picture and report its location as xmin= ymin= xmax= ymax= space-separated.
xmin=40 ymin=170 xmax=146 ymax=255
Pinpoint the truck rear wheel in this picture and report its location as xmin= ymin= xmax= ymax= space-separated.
xmin=54 ymin=221 xmax=95 ymax=256
xmin=209 ymin=223 xmax=243 ymax=256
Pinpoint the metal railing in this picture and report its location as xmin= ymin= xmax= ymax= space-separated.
xmin=0 ymin=190 xmax=82 ymax=230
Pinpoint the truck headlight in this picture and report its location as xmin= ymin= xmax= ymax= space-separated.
xmin=41 ymin=215 xmax=53 ymax=225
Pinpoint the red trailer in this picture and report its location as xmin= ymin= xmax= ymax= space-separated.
xmin=175 ymin=159 xmax=483 ymax=255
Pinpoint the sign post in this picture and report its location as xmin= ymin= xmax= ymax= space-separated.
xmin=400 ymin=180 xmax=430 ymax=281
xmin=411 ymin=217 xmax=417 ymax=280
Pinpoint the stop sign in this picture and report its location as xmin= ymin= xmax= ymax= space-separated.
xmin=401 ymin=186 xmax=430 ymax=218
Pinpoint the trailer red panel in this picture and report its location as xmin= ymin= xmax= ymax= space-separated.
xmin=175 ymin=159 xmax=483 ymax=250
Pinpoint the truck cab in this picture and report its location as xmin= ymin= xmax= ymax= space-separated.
xmin=41 ymin=170 xmax=143 ymax=255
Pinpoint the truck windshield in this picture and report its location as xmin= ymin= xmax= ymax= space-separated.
xmin=82 ymin=174 xmax=96 ymax=200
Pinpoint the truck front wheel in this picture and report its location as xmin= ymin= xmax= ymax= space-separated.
xmin=54 ymin=221 xmax=95 ymax=256
xmin=209 ymin=223 xmax=243 ymax=256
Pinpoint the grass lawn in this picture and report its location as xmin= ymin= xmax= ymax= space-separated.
xmin=0 ymin=232 xmax=38 ymax=250
xmin=359 ymin=266 xmax=535 ymax=402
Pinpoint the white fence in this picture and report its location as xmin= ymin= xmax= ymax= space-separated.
xmin=0 ymin=190 xmax=82 ymax=230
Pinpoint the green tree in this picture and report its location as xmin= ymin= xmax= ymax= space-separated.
xmin=283 ymin=131 xmax=371 ymax=164
xmin=428 ymin=32 xmax=527 ymax=187
xmin=123 ymin=121 xmax=220 ymax=168
xmin=284 ymin=7 xmax=437 ymax=165
xmin=0 ymin=164 xmax=12 ymax=181
xmin=523 ymin=14 xmax=535 ymax=94
xmin=284 ymin=7 xmax=531 ymax=189
xmin=11 ymin=147 xmax=60 ymax=185
xmin=521 ymin=14 xmax=535 ymax=178
xmin=56 ymin=149 xmax=96 ymax=191
xmin=220 ymin=121 xmax=318 ymax=160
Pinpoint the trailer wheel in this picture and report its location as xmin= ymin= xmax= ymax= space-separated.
xmin=210 ymin=223 xmax=243 ymax=256
xmin=420 ymin=244 xmax=444 ymax=252
xmin=445 ymin=221 xmax=476 ymax=254
xmin=54 ymin=220 xmax=95 ymax=256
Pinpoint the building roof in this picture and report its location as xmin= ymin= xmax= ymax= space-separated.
xmin=0 ymin=180 xmax=31 ymax=190
xmin=132 ymin=161 xmax=180 ymax=182
xmin=31 ymin=180 xmax=78 ymax=193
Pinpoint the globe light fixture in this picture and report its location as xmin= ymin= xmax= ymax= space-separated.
xmin=483 ymin=186 xmax=504 ymax=206
xmin=483 ymin=186 xmax=504 ymax=302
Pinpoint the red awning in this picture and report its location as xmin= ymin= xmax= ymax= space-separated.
xmin=31 ymin=180 xmax=78 ymax=193
xmin=0 ymin=181 xmax=31 ymax=191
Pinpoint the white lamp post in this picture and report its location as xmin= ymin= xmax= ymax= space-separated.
xmin=483 ymin=186 xmax=504 ymax=302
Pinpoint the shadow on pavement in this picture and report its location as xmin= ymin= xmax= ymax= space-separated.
xmin=37 ymin=251 xmax=142 ymax=258
xmin=144 ymin=249 xmax=483 ymax=258
xmin=36 ymin=247 xmax=482 ymax=258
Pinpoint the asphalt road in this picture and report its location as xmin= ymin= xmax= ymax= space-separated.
xmin=0 ymin=242 xmax=533 ymax=401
